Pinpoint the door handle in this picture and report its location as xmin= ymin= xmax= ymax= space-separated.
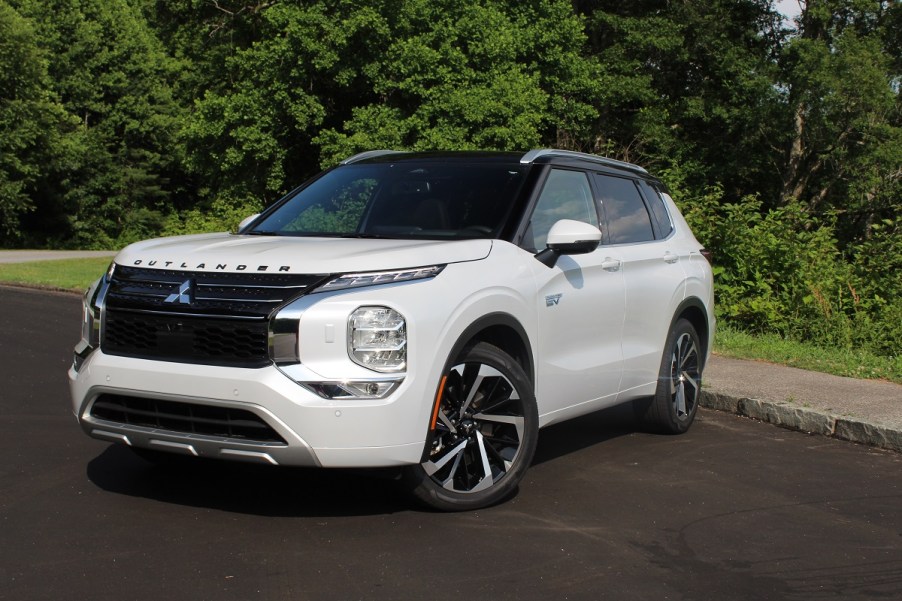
xmin=663 ymin=251 xmax=679 ymax=264
xmin=601 ymin=257 xmax=622 ymax=272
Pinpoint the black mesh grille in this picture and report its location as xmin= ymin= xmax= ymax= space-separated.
xmin=104 ymin=312 xmax=271 ymax=366
xmin=91 ymin=394 xmax=287 ymax=444
xmin=101 ymin=266 xmax=328 ymax=367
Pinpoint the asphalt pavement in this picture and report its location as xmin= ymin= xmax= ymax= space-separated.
xmin=2 ymin=284 xmax=902 ymax=600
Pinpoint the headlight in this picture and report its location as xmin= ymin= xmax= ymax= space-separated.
xmin=348 ymin=306 xmax=406 ymax=372
xmin=319 ymin=265 xmax=444 ymax=292
xmin=73 ymin=263 xmax=114 ymax=371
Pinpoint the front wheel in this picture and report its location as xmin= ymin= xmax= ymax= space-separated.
xmin=638 ymin=318 xmax=703 ymax=434
xmin=404 ymin=342 xmax=538 ymax=511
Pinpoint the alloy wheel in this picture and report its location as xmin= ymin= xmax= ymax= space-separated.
xmin=423 ymin=362 xmax=526 ymax=494
xmin=669 ymin=332 xmax=700 ymax=421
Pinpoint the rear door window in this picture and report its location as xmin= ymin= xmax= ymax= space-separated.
xmin=594 ymin=174 xmax=655 ymax=245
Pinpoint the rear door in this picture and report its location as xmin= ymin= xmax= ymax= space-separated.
xmin=592 ymin=173 xmax=687 ymax=396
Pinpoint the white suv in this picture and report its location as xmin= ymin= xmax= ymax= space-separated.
xmin=70 ymin=149 xmax=714 ymax=510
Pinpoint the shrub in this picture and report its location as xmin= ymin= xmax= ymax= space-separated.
xmin=674 ymin=185 xmax=898 ymax=359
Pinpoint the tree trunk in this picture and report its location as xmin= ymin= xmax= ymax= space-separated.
xmin=782 ymin=100 xmax=806 ymax=204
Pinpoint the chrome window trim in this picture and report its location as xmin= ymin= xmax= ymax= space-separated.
xmin=520 ymin=149 xmax=648 ymax=173
xmin=340 ymin=150 xmax=404 ymax=165
xmin=657 ymin=191 xmax=678 ymax=236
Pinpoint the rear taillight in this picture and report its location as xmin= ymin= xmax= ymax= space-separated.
xmin=700 ymin=248 xmax=713 ymax=264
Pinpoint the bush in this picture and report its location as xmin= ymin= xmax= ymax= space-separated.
xmin=161 ymin=193 xmax=264 ymax=237
xmin=673 ymin=185 xmax=898 ymax=360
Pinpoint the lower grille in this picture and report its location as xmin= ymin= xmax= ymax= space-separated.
xmin=90 ymin=394 xmax=287 ymax=444
xmin=103 ymin=311 xmax=270 ymax=367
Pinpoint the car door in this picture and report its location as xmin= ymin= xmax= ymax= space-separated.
xmin=592 ymin=173 xmax=688 ymax=396
xmin=525 ymin=168 xmax=625 ymax=424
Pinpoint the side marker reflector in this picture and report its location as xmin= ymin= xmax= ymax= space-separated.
xmin=429 ymin=376 xmax=447 ymax=431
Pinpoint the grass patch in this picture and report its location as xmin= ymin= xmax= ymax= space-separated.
xmin=715 ymin=325 xmax=901 ymax=384
xmin=0 ymin=257 xmax=112 ymax=292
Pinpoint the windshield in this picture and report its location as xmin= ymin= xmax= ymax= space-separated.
xmin=248 ymin=162 xmax=526 ymax=239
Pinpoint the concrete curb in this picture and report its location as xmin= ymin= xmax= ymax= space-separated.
xmin=700 ymin=391 xmax=902 ymax=453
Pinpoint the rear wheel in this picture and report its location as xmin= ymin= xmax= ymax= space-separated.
xmin=404 ymin=342 xmax=538 ymax=511
xmin=638 ymin=318 xmax=703 ymax=434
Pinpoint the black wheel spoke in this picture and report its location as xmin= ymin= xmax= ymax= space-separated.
xmin=480 ymin=388 xmax=518 ymax=415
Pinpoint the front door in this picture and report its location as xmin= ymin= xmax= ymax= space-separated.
xmin=524 ymin=168 xmax=625 ymax=424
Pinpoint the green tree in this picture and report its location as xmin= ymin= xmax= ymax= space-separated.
xmin=578 ymin=0 xmax=785 ymax=201
xmin=0 ymin=1 xmax=69 ymax=241
xmin=780 ymin=1 xmax=900 ymax=227
xmin=774 ymin=1 xmax=901 ymax=356
xmin=11 ymin=0 xmax=184 ymax=247
xmin=317 ymin=0 xmax=599 ymax=164
xmin=173 ymin=0 xmax=392 ymax=213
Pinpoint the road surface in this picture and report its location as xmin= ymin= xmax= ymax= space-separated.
xmin=1 ymin=286 xmax=900 ymax=600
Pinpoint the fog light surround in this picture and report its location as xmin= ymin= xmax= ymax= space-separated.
xmin=301 ymin=378 xmax=403 ymax=400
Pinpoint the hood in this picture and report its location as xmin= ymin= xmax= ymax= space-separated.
xmin=115 ymin=233 xmax=493 ymax=274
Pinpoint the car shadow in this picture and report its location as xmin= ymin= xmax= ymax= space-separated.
xmin=86 ymin=402 xmax=648 ymax=516
xmin=531 ymin=401 xmax=643 ymax=466
xmin=86 ymin=444 xmax=414 ymax=517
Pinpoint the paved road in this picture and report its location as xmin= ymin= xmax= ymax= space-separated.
xmin=2 ymin=287 xmax=901 ymax=601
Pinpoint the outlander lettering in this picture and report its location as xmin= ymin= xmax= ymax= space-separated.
xmin=132 ymin=259 xmax=291 ymax=272
xmin=69 ymin=150 xmax=715 ymax=511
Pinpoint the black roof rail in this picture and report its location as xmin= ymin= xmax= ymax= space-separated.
xmin=520 ymin=149 xmax=647 ymax=174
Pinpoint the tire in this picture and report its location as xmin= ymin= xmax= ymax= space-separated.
xmin=404 ymin=342 xmax=538 ymax=511
xmin=638 ymin=318 xmax=703 ymax=434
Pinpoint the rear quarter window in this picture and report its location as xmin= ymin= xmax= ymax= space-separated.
xmin=640 ymin=181 xmax=674 ymax=238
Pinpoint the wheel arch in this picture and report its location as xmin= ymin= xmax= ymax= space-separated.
xmin=445 ymin=312 xmax=535 ymax=384
xmin=671 ymin=297 xmax=711 ymax=368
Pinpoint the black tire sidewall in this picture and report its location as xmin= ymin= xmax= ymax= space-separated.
xmin=652 ymin=318 xmax=702 ymax=434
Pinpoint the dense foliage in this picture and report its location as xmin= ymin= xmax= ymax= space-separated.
xmin=1 ymin=0 xmax=899 ymax=357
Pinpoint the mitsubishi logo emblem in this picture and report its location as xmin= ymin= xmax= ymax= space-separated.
xmin=165 ymin=279 xmax=196 ymax=304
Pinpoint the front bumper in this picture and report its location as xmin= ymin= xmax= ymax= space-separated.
xmin=69 ymin=350 xmax=427 ymax=468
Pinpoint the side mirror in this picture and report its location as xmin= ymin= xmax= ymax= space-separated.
xmin=237 ymin=213 xmax=261 ymax=233
xmin=534 ymin=219 xmax=601 ymax=268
